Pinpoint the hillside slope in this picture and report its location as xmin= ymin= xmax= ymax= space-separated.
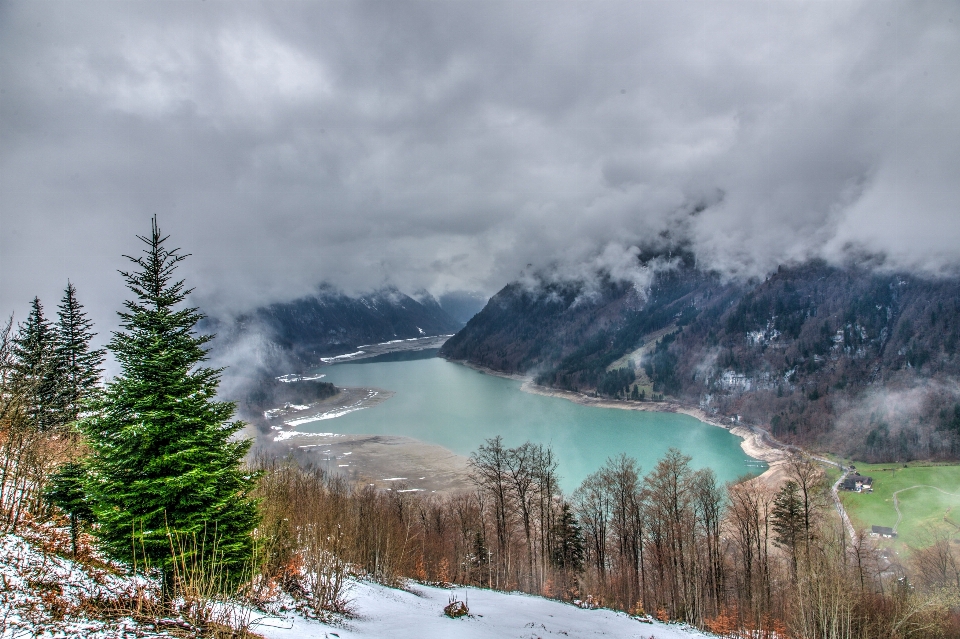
xmin=1 ymin=531 xmax=710 ymax=639
xmin=258 ymin=580 xmax=713 ymax=639
xmin=441 ymin=258 xmax=960 ymax=461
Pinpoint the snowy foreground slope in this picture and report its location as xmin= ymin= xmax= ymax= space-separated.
xmin=1 ymin=531 xmax=710 ymax=639
xmin=254 ymin=580 xmax=713 ymax=639
xmin=0 ymin=533 xmax=159 ymax=638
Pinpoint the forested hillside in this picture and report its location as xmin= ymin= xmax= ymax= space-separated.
xmin=441 ymin=258 xmax=960 ymax=461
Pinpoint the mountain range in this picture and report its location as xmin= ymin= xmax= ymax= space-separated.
xmin=441 ymin=254 xmax=960 ymax=462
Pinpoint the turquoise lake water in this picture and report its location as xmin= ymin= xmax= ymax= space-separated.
xmin=299 ymin=354 xmax=762 ymax=492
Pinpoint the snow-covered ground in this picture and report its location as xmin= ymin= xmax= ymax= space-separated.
xmin=253 ymin=580 xmax=713 ymax=639
xmin=0 ymin=532 xmax=169 ymax=639
xmin=1 ymin=530 xmax=711 ymax=639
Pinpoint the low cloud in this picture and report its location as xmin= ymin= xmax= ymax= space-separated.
xmin=828 ymin=377 xmax=960 ymax=459
xmin=2 ymin=1 xmax=960 ymax=336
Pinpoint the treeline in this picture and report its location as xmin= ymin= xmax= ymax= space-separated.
xmin=251 ymin=441 xmax=959 ymax=638
xmin=0 ymin=222 xmax=263 ymax=602
xmin=238 ymin=374 xmax=338 ymax=434
xmin=241 ymin=376 xmax=337 ymax=414
xmin=0 ymin=284 xmax=102 ymax=534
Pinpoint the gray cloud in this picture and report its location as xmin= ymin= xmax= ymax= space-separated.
xmin=2 ymin=0 xmax=960 ymax=335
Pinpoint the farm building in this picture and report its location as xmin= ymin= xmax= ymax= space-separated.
xmin=840 ymin=474 xmax=873 ymax=492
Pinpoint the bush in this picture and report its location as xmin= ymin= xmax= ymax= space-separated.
xmin=444 ymin=597 xmax=469 ymax=618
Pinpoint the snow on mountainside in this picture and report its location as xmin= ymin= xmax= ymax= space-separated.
xmin=1 ymin=531 xmax=710 ymax=639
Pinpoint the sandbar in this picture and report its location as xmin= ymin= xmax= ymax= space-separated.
xmin=261 ymin=432 xmax=473 ymax=495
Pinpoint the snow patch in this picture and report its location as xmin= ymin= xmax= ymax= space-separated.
xmin=280 ymin=391 xmax=379 ymax=429
xmin=273 ymin=430 xmax=311 ymax=441
xmin=0 ymin=533 xmax=163 ymax=638
xmin=284 ymin=405 xmax=367 ymax=426
xmin=320 ymin=351 xmax=365 ymax=363
xmin=276 ymin=373 xmax=326 ymax=383
xmin=274 ymin=431 xmax=344 ymax=442
xmin=0 ymin=532 xmax=709 ymax=639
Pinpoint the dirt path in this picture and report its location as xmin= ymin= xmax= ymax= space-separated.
xmin=831 ymin=467 xmax=856 ymax=539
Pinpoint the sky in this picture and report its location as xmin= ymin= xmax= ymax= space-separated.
xmin=2 ymin=0 xmax=960 ymax=332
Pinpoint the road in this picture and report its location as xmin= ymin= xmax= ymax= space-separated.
xmin=743 ymin=423 xmax=858 ymax=540
xmin=828 ymin=465 xmax=857 ymax=540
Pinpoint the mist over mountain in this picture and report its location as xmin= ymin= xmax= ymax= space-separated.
xmin=437 ymin=291 xmax=489 ymax=325
xmin=3 ymin=1 xmax=960 ymax=335
xmin=208 ymin=285 xmax=462 ymax=379
xmin=442 ymin=253 xmax=960 ymax=462
xmin=3 ymin=0 xmax=959 ymax=461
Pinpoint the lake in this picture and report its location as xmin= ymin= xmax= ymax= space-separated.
xmin=298 ymin=353 xmax=762 ymax=492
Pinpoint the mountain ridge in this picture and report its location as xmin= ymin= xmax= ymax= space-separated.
xmin=441 ymin=258 xmax=960 ymax=462
xmin=207 ymin=285 xmax=463 ymax=375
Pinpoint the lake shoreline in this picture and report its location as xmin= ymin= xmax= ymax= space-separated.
xmin=450 ymin=358 xmax=787 ymax=485
xmin=519 ymin=382 xmax=788 ymax=485
xmin=279 ymin=357 xmax=788 ymax=491
xmin=261 ymin=432 xmax=473 ymax=494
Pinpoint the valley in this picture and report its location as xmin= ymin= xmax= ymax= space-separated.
xmin=6 ymin=1 xmax=960 ymax=634
xmin=442 ymin=258 xmax=960 ymax=462
xmin=279 ymin=355 xmax=764 ymax=493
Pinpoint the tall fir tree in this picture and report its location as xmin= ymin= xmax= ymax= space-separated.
xmin=11 ymin=297 xmax=63 ymax=431
xmin=82 ymin=218 xmax=258 ymax=590
xmin=551 ymin=502 xmax=585 ymax=573
xmin=771 ymin=480 xmax=805 ymax=578
xmin=54 ymin=282 xmax=104 ymax=422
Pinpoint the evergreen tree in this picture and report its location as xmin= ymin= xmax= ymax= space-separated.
xmin=11 ymin=297 xmax=63 ymax=431
xmin=82 ymin=218 xmax=258 ymax=592
xmin=771 ymin=480 xmax=805 ymax=577
xmin=551 ymin=502 xmax=585 ymax=573
xmin=54 ymin=282 xmax=104 ymax=422
xmin=43 ymin=461 xmax=94 ymax=557
xmin=473 ymin=530 xmax=488 ymax=568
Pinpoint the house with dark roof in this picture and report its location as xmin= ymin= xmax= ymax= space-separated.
xmin=872 ymin=525 xmax=896 ymax=538
xmin=840 ymin=474 xmax=873 ymax=492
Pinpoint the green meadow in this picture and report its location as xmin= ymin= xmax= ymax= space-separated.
xmin=839 ymin=462 xmax=960 ymax=550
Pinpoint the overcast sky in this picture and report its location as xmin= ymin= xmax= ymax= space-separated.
xmin=2 ymin=0 xmax=959 ymax=331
